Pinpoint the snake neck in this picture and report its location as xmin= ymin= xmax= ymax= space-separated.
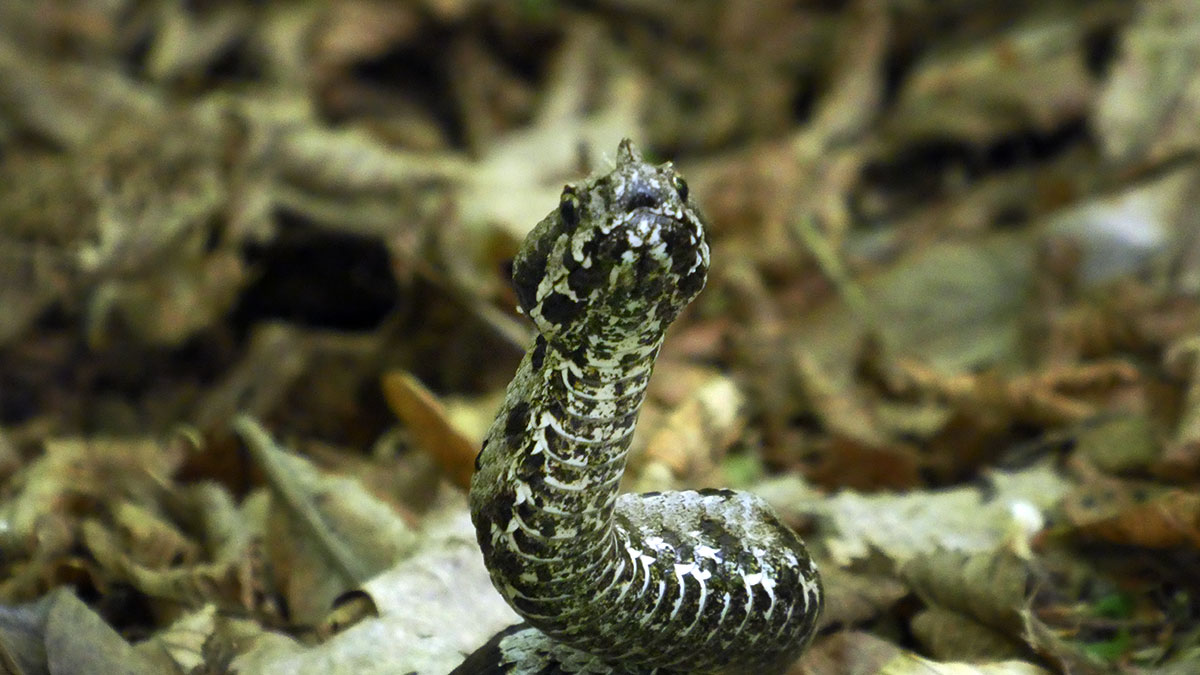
xmin=470 ymin=332 xmax=660 ymax=626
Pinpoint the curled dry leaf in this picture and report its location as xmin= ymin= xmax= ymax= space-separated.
xmin=1019 ymin=608 xmax=1112 ymax=675
xmin=0 ymin=437 xmax=178 ymax=562
xmin=82 ymin=486 xmax=275 ymax=618
xmin=108 ymin=501 xmax=200 ymax=570
xmin=130 ymin=603 xmax=275 ymax=674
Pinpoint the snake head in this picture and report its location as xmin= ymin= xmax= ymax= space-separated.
xmin=512 ymin=139 xmax=710 ymax=353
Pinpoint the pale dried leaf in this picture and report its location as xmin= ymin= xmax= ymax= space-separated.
xmin=1094 ymin=0 xmax=1200 ymax=162
xmin=238 ymin=420 xmax=418 ymax=623
xmin=879 ymin=653 xmax=1050 ymax=675
xmin=0 ymin=588 xmax=163 ymax=675
xmin=761 ymin=462 xmax=1066 ymax=565
xmin=1074 ymin=415 xmax=1159 ymax=473
xmin=1047 ymin=166 xmax=1196 ymax=285
xmin=887 ymin=18 xmax=1095 ymax=141
xmin=235 ymin=493 xmax=517 ymax=675
xmin=459 ymin=26 xmax=644 ymax=241
xmin=912 ymin=607 xmax=1028 ymax=662
xmin=902 ymin=550 xmax=1030 ymax=634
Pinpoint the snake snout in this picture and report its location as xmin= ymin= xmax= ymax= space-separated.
xmin=622 ymin=183 xmax=663 ymax=213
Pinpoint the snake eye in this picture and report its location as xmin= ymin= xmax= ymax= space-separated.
xmin=672 ymin=175 xmax=689 ymax=201
xmin=559 ymin=186 xmax=580 ymax=231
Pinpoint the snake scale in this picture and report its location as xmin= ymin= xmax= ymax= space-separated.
xmin=457 ymin=140 xmax=822 ymax=674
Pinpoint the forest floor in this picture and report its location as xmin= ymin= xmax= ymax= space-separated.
xmin=1 ymin=1 xmax=1198 ymax=673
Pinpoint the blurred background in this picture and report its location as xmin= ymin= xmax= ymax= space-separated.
xmin=0 ymin=1 xmax=1198 ymax=673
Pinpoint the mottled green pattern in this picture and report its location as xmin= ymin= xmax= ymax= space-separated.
xmin=468 ymin=140 xmax=821 ymax=674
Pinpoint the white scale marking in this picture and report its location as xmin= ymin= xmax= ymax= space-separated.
xmin=668 ymin=563 xmax=695 ymax=621
xmin=542 ymin=474 xmax=589 ymax=492
xmin=535 ymin=430 xmax=588 ymax=468
xmin=513 ymin=481 xmax=533 ymax=505
xmin=638 ymin=578 xmax=668 ymax=627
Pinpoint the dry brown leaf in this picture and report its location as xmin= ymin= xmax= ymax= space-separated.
xmin=794 ymin=631 xmax=1049 ymax=675
xmin=793 ymin=351 xmax=886 ymax=447
xmin=382 ymin=371 xmax=479 ymax=489
xmin=1063 ymin=482 xmax=1200 ymax=549
xmin=0 ymin=437 xmax=179 ymax=564
xmin=892 ymin=358 xmax=1142 ymax=427
xmin=805 ymin=436 xmax=922 ymax=492
xmin=82 ymin=488 xmax=273 ymax=618
xmin=108 ymin=501 xmax=200 ymax=570
xmin=1073 ymin=415 xmax=1160 ymax=474
xmin=766 ymin=462 xmax=1066 ymax=566
xmin=1020 ymin=608 xmax=1111 ymax=675
xmin=878 ymin=654 xmax=1051 ymax=675
xmin=1161 ymin=335 xmax=1200 ymax=479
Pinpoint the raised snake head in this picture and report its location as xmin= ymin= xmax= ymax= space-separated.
xmin=511 ymin=139 xmax=710 ymax=358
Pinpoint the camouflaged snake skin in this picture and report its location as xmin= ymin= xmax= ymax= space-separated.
xmin=463 ymin=140 xmax=822 ymax=674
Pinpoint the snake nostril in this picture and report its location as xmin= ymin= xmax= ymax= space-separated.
xmin=625 ymin=189 xmax=659 ymax=211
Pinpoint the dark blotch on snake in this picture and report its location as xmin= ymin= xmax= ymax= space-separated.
xmin=540 ymin=292 xmax=584 ymax=326
xmin=566 ymin=259 xmax=608 ymax=297
xmin=512 ymin=235 xmax=552 ymax=315
xmin=531 ymin=336 xmax=547 ymax=371
xmin=504 ymin=402 xmax=530 ymax=440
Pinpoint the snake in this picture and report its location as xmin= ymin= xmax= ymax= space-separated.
xmin=457 ymin=140 xmax=822 ymax=674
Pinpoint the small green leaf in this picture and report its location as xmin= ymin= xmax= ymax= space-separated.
xmin=1080 ymin=630 xmax=1132 ymax=663
xmin=1092 ymin=592 xmax=1134 ymax=619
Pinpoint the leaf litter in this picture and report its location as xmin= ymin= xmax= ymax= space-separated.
xmin=1 ymin=1 xmax=1200 ymax=673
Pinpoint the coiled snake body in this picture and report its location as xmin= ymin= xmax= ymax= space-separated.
xmin=461 ymin=140 xmax=821 ymax=674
